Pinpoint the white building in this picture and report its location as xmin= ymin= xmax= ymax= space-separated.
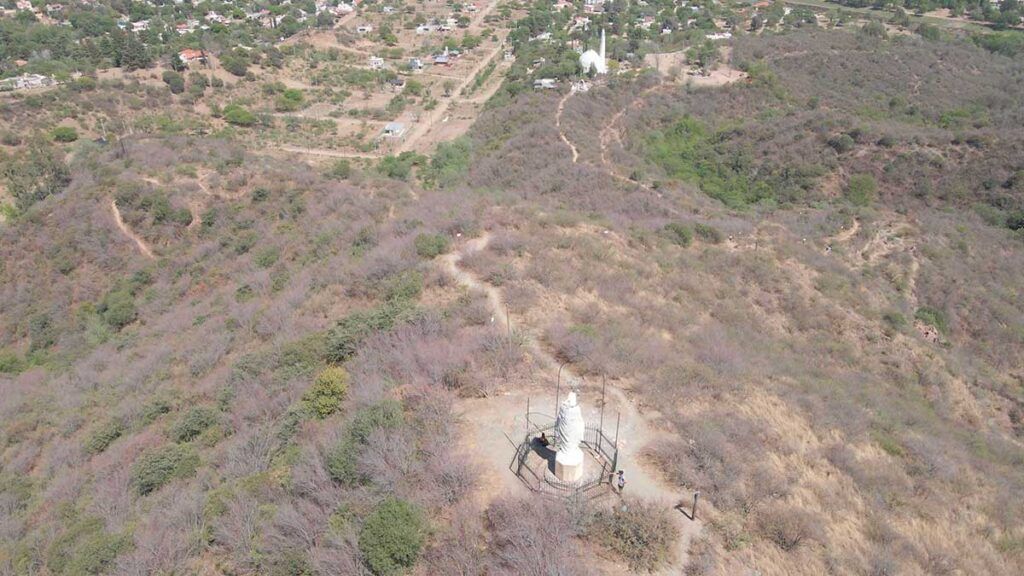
xmin=382 ymin=122 xmax=406 ymax=138
xmin=579 ymin=28 xmax=607 ymax=75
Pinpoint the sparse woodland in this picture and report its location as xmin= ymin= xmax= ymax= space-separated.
xmin=2 ymin=20 xmax=1024 ymax=576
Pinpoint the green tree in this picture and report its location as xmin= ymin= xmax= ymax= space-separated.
xmin=51 ymin=126 xmax=79 ymax=143
xmin=99 ymin=289 xmax=137 ymax=330
xmin=413 ymin=233 xmax=450 ymax=258
xmin=2 ymin=140 xmax=71 ymax=211
xmin=223 ymin=104 xmax=258 ymax=126
xmin=327 ymin=159 xmax=351 ymax=179
xmin=131 ymin=444 xmax=199 ymax=495
xmin=303 ymin=366 xmax=349 ymax=418
xmin=169 ymin=406 xmax=218 ymax=442
xmin=359 ymin=498 xmax=426 ymax=576
xmin=162 ymin=70 xmax=185 ymax=94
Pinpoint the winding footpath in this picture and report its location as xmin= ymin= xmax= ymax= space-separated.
xmin=110 ymin=199 xmax=155 ymax=259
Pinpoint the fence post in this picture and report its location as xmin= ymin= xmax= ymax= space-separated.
xmin=692 ymin=491 xmax=700 ymax=520
xmin=609 ymin=413 xmax=620 ymax=472
xmin=599 ymin=374 xmax=606 ymax=453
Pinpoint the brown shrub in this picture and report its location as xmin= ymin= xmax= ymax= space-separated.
xmin=755 ymin=501 xmax=825 ymax=552
xmin=588 ymin=498 xmax=678 ymax=572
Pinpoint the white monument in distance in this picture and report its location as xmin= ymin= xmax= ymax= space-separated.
xmin=555 ymin=390 xmax=586 ymax=482
xmin=579 ymin=29 xmax=607 ymax=75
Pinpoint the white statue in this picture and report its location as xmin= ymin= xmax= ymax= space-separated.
xmin=555 ymin=391 xmax=585 ymax=481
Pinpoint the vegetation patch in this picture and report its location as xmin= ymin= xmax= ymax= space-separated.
xmin=359 ymin=497 xmax=426 ymax=576
xmin=131 ymin=443 xmax=200 ymax=495
xmin=589 ymin=499 xmax=678 ymax=572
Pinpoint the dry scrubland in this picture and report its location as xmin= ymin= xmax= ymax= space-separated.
xmin=2 ymin=25 xmax=1024 ymax=576
xmin=464 ymin=28 xmax=1024 ymax=575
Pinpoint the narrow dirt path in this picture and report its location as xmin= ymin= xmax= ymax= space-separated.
xmin=555 ymin=91 xmax=580 ymax=163
xmin=443 ymin=232 xmax=702 ymax=570
xmin=110 ymin=199 xmax=155 ymax=259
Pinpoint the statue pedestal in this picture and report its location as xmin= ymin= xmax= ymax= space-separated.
xmin=554 ymin=449 xmax=583 ymax=482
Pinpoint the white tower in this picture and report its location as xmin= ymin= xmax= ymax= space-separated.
xmin=554 ymin=391 xmax=586 ymax=482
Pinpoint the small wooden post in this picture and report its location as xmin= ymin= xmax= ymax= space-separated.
xmin=598 ymin=374 xmax=607 ymax=453
xmin=506 ymin=305 xmax=512 ymax=361
xmin=691 ymin=491 xmax=700 ymax=520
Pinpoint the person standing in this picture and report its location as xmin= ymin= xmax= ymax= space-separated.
xmin=616 ymin=470 xmax=626 ymax=495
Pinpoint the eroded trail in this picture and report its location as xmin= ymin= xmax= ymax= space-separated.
xmin=110 ymin=199 xmax=155 ymax=259
xmin=555 ymin=91 xmax=580 ymax=163
xmin=443 ymin=232 xmax=702 ymax=571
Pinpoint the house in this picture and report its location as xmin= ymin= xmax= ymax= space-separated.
xmin=131 ymin=20 xmax=150 ymax=32
xmin=357 ymin=24 xmax=373 ymax=34
xmin=408 ymin=57 xmax=424 ymax=71
xmin=382 ymin=5 xmax=395 ymax=14
xmin=368 ymin=56 xmax=385 ymax=70
xmin=0 ymin=74 xmax=58 ymax=91
xmin=381 ymin=122 xmax=406 ymax=138
xmin=205 ymin=11 xmax=230 ymax=24
xmin=389 ymin=77 xmax=406 ymax=89
xmin=416 ymin=24 xmax=438 ymax=34
xmin=533 ymin=78 xmax=557 ymax=89
xmin=15 ymin=0 xmax=32 ymax=10
xmin=705 ymin=32 xmax=732 ymax=40
xmin=178 ymin=49 xmax=207 ymax=65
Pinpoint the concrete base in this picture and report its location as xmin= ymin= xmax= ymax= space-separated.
xmin=555 ymin=450 xmax=583 ymax=482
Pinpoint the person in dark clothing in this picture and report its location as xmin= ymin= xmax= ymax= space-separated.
xmin=537 ymin=432 xmax=550 ymax=447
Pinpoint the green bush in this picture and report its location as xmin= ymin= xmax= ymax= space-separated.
xmin=29 ymin=313 xmax=57 ymax=352
xmin=221 ymin=51 xmax=250 ymax=76
xmin=827 ymin=133 xmax=855 ymax=154
xmin=254 ymin=247 xmax=280 ymax=268
xmin=274 ymin=88 xmax=305 ymax=112
xmin=131 ymin=443 xmax=199 ymax=495
xmin=46 ymin=516 xmax=130 ymax=575
xmin=1006 ymin=210 xmax=1024 ymax=231
xmin=662 ymin=222 xmax=693 ymax=247
xmin=589 ymin=499 xmax=678 ymax=571
xmin=383 ymin=270 xmax=423 ymax=302
xmin=51 ymin=126 xmax=78 ymax=143
xmin=845 ymin=174 xmax=877 ymax=207
xmin=325 ymin=301 xmax=413 ymax=363
xmin=694 ymin=223 xmax=723 ymax=244
xmin=99 ymin=289 xmax=137 ymax=330
xmin=162 ymin=70 xmax=185 ymax=94
xmin=359 ymin=498 xmax=426 ymax=576
xmin=420 ymin=137 xmax=471 ymax=188
xmin=2 ymin=139 xmax=71 ymax=210
xmin=224 ymin=103 xmax=258 ymax=127
xmin=169 ymin=406 xmax=218 ymax=443
xmin=327 ymin=400 xmax=404 ymax=484
xmin=0 ymin=350 xmax=26 ymax=374
xmin=915 ymin=306 xmax=949 ymax=335
xmin=85 ymin=418 xmax=125 ymax=455
xmin=413 ymin=233 xmax=449 ymax=258
xmin=377 ymin=152 xmax=423 ymax=180
xmin=303 ymin=366 xmax=349 ymax=418
xmin=327 ymin=158 xmax=352 ymax=179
